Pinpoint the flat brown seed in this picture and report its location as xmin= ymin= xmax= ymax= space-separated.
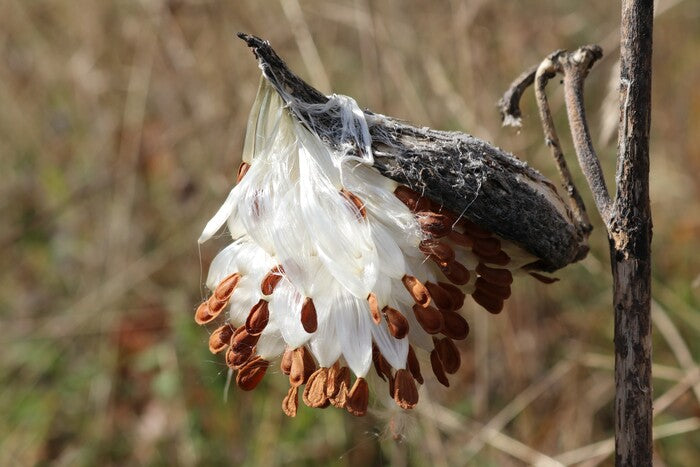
xmin=440 ymin=261 xmax=470 ymax=285
xmin=478 ymin=250 xmax=511 ymax=266
xmin=412 ymin=304 xmax=444 ymax=335
xmin=473 ymin=237 xmax=501 ymax=257
xmin=416 ymin=211 xmax=452 ymax=237
xmin=236 ymin=162 xmax=250 ymax=183
xmin=236 ymin=357 xmax=269 ymax=391
xmin=476 ymin=263 xmax=513 ymax=286
xmin=438 ymin=282 xmax=466 ymax=310
xmin=260 ymin=266 xmax=284 ymax=295
xmin=393 ymin=369 xmax=419 ymax=409
xmin=326 ymin=363 xmax=341 ymax=398
xmin=406 ymin=345 xmax=424 ymax=384
xmin=394 ymin=185 xmax=429 ymax=212
xmin=475 ymin=277 xmax=512 ymax=299
xmin=447 ymin=230 xmax=474 ymax=248
xmin=419 ymin=240 xmax=456 ymax=263
xmin=214 ymin=273 xmax=241 ymax=301
xmin=301 ymin=347 xmax=317 ymax=382
xmin=302 ymin=368 xmax=329 ymax=408
xmin=430 ymin=349 xmax=450 ymax=387
xmin=463 ymin=220 xmax=492 ymax=238
xmin=329 ymin=366 xmax=351 ymax=408
xmin=194 ymin=301 xmax=214 ymax=325
xmin=245 ymin=299 xmax=270 ymax=336
xmin=383 ymin=306 xmax=409 ymax=339
xmin=434 ymin=337 xmax=461 ymax=374
xmin=346 ymin=378 xmax=369 ymax=416
xmin=280 ymin=348 xmax=293 ymax=375
xmin=440 ymin=310 xmax=470 ymax=340
xmin=207 ymin=295 xmax=228 ymax=315
xmin=402 ymin=275 xmax=431 ymax=308
xmin=472 ymin=289 xmax=505 ymax=314
xmin=208 ymin=324 xmax=235 ymax=354
xmin=372 ymin=345 xmax=393 ymax=381
xmin=367 ymin=293 xmax=382 ymax=325
xmin=230 ymin=328 xmax=260 ymax=357
xmin=300 ymin=298 xmax=318 ymax=333
xmin=282 ymin=385 xmax=299 ymax=417
xmin=424 ymin=281 xmax=454 ymax=311
xmin=529 ymin=272 xmax=560 ymax=284
xmin=340 ymin=189 xmax=367 ymax=219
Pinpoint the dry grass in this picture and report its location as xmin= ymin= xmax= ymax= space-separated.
xmin=1 ymin=0 xmax=699 ymax=465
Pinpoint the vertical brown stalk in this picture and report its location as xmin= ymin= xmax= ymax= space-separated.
xmin=613 ymin=1 xmax=654 ymax=465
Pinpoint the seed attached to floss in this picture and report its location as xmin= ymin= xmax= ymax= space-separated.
xmin=236 ymin=161 xmax=251 ymax=183
xmin=280 ymin=348 xmax=293 ymax=375
xmin=282 ymin=385 xmax=299 ymax=417
xmin=476 ymin=263 xmax=513 ymax=286
xmin=430 ymin=349 xmax=450 ymax=387
xmin=447 ymin=229 xmax=474 ymax=248
xmin=434 ymin=337 xmax=461 ymax=374
xmin=407 ymin=345 xmax=424 ymax=384
xmin=440 ymin=310 xmax=470 ymax=340
xmin=346 ymin=378 xmax=370 ymax=416
xmin=367 ymin=293 xmax=382 ymax=324
xmin=328 ymin=366 xmax=351 ymax=408
xmin=236 ymin=356 xmax=269 ymax=391
xmin=393 ymin=369 xmax=419 ymax=409
xmin=394 ymin=185 xmax=431 ymax=212
xmin=440 ymin=260 xmax=470 ymax=285
xmin=424 ymin=281 xmax=454 ymax=311
xmin=472 ymin=289 xmax=505 ymax=314
xmin=208 ymin=324 xmax=235 ymax=354
xmin=194 ymin=301 xmax=213 ymax=325
xmin=412 ymin=304 xmax=444 ymax=335
xmin=372 ymin=345 xmax=393 ymax=381
xmin=303 ymin=367 xmax=329 ymax=408
xmin=340 ymin=189 xmax=367 ymax=219
xmin=416 ymin=211 xmax=452 ymax=237
xmin=475 ymin=277 xmax=512 ymax=299
xmin=245 ymin=299 xmax=270 ymax=336
xmin=402 ymin=274 xmax=431 ymax=307
xmin=300 ymin=297 xmax=318 ymax=333
xmin=214 ymin=272 xmax=241 ymax=301
xmin=438 ymin=281 xmax=466 ymax=310
xmin=383 ymin=306 xmax=409 ymax=339
xmin=419 ymin=240 xmax=456 ymax=263
xmin=260 ymin=265 xmax=284 ymax=295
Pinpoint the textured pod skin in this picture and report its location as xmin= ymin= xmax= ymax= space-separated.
xmin=237 ymin=34 xmax=589 ymax=272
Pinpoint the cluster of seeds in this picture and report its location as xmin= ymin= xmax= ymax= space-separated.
xmin=194 ymin=161 xmax=553 ymax=416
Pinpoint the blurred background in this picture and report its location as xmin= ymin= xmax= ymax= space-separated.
xmin=1 ymin=0 xmax=698 ymax=465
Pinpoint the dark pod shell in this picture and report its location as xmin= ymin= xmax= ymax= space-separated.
xmin=237 ymin=33 xmax=589 ymax=272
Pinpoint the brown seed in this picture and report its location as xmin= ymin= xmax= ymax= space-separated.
xmin=245 ymin=299 xmax=269 ymax=336
xmin=430 ymin=349 xmax=450 ymax=387
xmin=412 ymin=304 xmax=444 ymax=335
xmin=473 ymin=237 xmax=501 ymax=257
xmin=475 ymin=277 xmax=512 ymax=299
xmin=207 ymin=295 xmax=228 ymax=315
xmin=208 ymin=324 xmax=235 ymax=354
xmin=372 ymin=345 xmax=393 ymax=381
xmin=346 ymin=377 xmax=369 ymax=416
xmin=463 ymin=220 xmax=492 ymax=238
xmin=440 ymin=310 xmax=470 ymax=340
xmin=393 ymin=369 xmax=419 ymax=409
xmin=472 ymin=289 xmax=505 ymax=314
xmin=402 ymin=274 xmax=431 ymax=308
xmin=325 ymin=363 xmax=341 ymax=398
xmin=230 ymin=327 xmax=259 ymax=356
xmin=300 ymin=297 xmax=318 ymax=333
xmin=419 ymin=240 xmax=456 ymax=263
xmin=447 ymin=230 xmax=474 ymax=248
xmin=302 ymin=368 xmax=329 ymax=408
xmin=424 ymin=281 xmax=454 ymax=311
xmin=194 ymin=301 xmax=213 ymax=325
xmin=329 ymin=366 xmax=351 ymax=408
xmin=406 ymin=345 xmax=424 ymax=384
xmin=236 ymin=161 xmax=250 ymax=183
xmin=225 ymin=345 xmax=249 ymax=369
xmin=438 ymin=282 xmax=466 ymax=310
xmin=440 ymin=261 xmax=470 ymax=285
xmin=478 ymin=250 xmax=511 ymax=266
xmin=434 ymin=337 xmax=461 ymax=374
xmin=289 ymin=347 xmax=316 ymax=387
xmin=236 ymin=356 xmax=269 ymax=391
xmin=476 ymin=263 xmax=513 ymax=286
xmin=214 ymin=273 xmax=241 ymax=301
xmin=280 ymin=348 xmax=293 ymax=375
xmin=282 ymin=385 xmax=299 ymax=417
xmin=383 ymin=306 xmax=409 ymax=339
xmin=260 ymin=266 xmax=284 ymax=295
xmin=367 ymin=293 xmax=382 ymax=325
xmin=340 ymin=189 xmax=367 ymax=219
xmin=416 ymin=211 xmax=452 ymax=237
xmin=529 ymin=272 xmax=560 ymax=284
xmin=394 ymin=185 xmax=430 ymax=212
